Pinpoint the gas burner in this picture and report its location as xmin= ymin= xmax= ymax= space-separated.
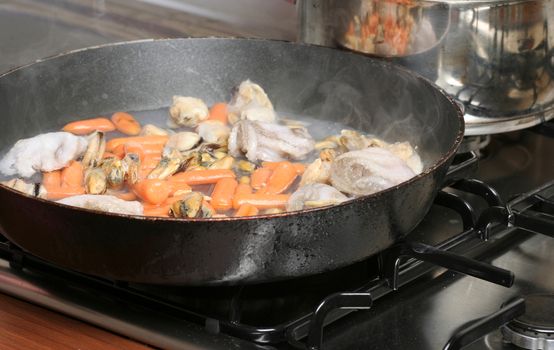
xmin=502 ymin=294 xmax=554 ymax=350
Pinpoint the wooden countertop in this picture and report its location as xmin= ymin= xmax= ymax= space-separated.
xmin=0 ymin=293 xmax=150 ymax=350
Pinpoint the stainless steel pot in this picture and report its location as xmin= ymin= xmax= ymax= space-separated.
xmin=298 ymin=0 xmax=554 ymax=135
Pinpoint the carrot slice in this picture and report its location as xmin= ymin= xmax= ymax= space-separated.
xmin=62 ymin=117 xmax=115 ymax=135
xmin=169 ymin=169 xmax=235 ymax=185
xmin=42 ymin=170 xmax=62 ymax=189
xmin=60 ymin=161 xmax=84 ymax=188
xmin=111 ymin=112 xmax=141 ymax=136
xmin=211 ymin=178 xmax=238 ymax=211
xmin=133 ymin=179 xmax=171 ymax=205
xmin=235 ymin=183 xmax=252 ymax=196
xmin=261 ymin=162 xmax=305 ymax=174
xmin=233 ymin=193 xmax=290 ymax=209
xmin=108 ymin=191 xmax=137 ymax=201
xmin=235 ymin=204 xmax=259 ymax=217
xmin=262 ymin=162 xmax=297 ymax=195
xmin=46 ymin=186 xmax=85 ymax=200
xmin=168 ymin=182 xmax=192 ymax=196
xmin=106 ymin=135 xmax=168 ymax=152
xmin=250 ymin=168 xmax=272 ymax=190
xmin=143 ymin=206 xmax=170 ymax=217
xmin=208 ymin=103 xmax=228 ymax=124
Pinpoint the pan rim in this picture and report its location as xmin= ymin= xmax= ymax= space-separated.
xmin=0 ymin=37 xmax=465 ymax=222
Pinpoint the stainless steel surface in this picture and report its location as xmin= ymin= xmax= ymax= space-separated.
xmin=298 ymin=0 xmax=554 ymax=135
xmin=0 ymin=260 xmax=262 ymax=350
xmin=502 ymin=325 xmax=554 ymax=350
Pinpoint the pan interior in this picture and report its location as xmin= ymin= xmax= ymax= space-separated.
xmin=0 ymin=38 xmax=462 ymax=172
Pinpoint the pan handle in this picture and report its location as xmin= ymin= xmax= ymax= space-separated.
xmin=404 ymin=242 xmax=514 ymax=287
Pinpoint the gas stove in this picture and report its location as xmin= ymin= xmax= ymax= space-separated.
xmin=0 ymin=127 xmax=552 ymax=350
xmin=1 ymin=1 xmax=554 ymax=349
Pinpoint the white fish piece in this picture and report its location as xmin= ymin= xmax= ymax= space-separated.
xmin=0 ymin=132 xmax=87 ymax=178
xmin=228 ymin=80 xmax=275 ymax=124
xmin=330 ymin=147 xmax=416 ymax=196
xmin=239 ymin=107 xmax=276 ymax=123
xmin=228 ymin=120 xmax=315 ymax=162
xmin=169 ymin=96 xmax=209 ymax=128
xmin=57 ymin=195 xmax=143 ymax=215
xmin=197 ymin=120 xmax=230 ymax=145
xmin=384 ymin=141 xmax=423 ymax=174
xmin=287 ymin=183 xmax=348 ymax=211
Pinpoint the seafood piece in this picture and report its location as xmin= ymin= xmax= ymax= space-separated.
xmin=330 ymin=147 xmax=416 ymax=196
xmin=228 ymin=80 xmax=275 ymax=124
xmin=165 ymin=132 xmax=202 ymax=153
xmin=380 ymin=141 xmax=423 ymax=174
xmin=100 ymin=157 xmax=128 ymax=189
xmin=1 ymin=178 xmax=46 ymax=198
xmin=319 ymin=148 xmax=337 ymax=162
xmin=123 ymin=153 xmax=141 ymax=184
xmin=170 ymin=192 xmax=213 ymax=218
xmin=228 ymin=120 xmax=315 ymax=162
xmin=237 ymin=160 xmax=255 ymax=173
xmin=169 ymin=96 xmax=209 ymax=128
xmin=238 ymin=107 xmax=276 ymax=123
xmin=197 ymin=120 xmax=230 ymax=145
xmin=82 ymin=132 xmax=106 ymax=168
xmin=57 ymin=194 xmax=143 ymax=215
xmin=140 ymin=124 xmax=169 ymax=136
xmin=148 ymin=149 xmax=182 ymax=180
xmin=287 ymin=183 xmax=348 ymax=211
xmin=208 ymin=156 xmax=234 ymax=170
xmin=85 ymin=168 xmax=107 ymax=195
xmin=299 ymin=158 xmax=332 ymax=186
xmin=0 ymin=132 xmax=87 ymax=178
xmin=340 ymin=130 xmax=370 ymax=151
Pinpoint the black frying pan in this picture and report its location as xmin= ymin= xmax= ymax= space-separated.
xmin=0 ymin=38 xmax=464 ymax=285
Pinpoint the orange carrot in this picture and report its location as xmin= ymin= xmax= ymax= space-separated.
xmin=46 ymin=186 xmax=85 ymax=200
xmin=112 ymin=142 xmax=163 ymax=159
xmin=262 ymin=162 xmax=297 ymax=195
xmin=261 ymin=162 xmax=305 ymax=174
xmin=108 ymin=191 xmax=138 ymax=201
xmin=62 ymin=117 xmax=115 ymax=135
xmin=60 ymin=161 xmax=84 ymax=188
xmin=235 ymin=204 xmax=259 ymax=217
xmin=235 ymin=183 xmax=252 ymax=196
xmin=233 ymin=193 xmax=290 ymax=209
xmin=141 ymin=155 xmax=162 ymax=170
xmin=133 ymin=179 xmax=171 ymax=205
xmin=143 ymin=205 xmax=170 ymax=217
xmin=250 ymin=168 xmax=272 ymax=190
xmin=211 ymin=178 xmax=238 ymax=211
xmin=106 ymin=135 xmax=168 ymax=152
xmin=168 ymin=182 xmax=192 ymax=196
xmin=208 ymin=103 xmax=228 ymax=124
xmin=111 ymin=112 xmax=141 ymax=136
xmin=169 ymin=169 xmax=235 ymax=185
xmin=42 ymin=171 xmax=61 ymax=189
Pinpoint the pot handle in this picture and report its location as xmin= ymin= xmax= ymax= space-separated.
xmin=443 ymin=298 xmax=525 ymax=350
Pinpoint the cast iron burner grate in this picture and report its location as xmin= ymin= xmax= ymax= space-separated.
xmin=0 ymin=153 xmax=553 ymax=350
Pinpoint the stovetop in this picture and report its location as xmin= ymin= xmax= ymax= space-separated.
xmin=0 ymin=127 xmax=551 ymax=350
xmin=1 ymin=2 xmax=554 ymax=349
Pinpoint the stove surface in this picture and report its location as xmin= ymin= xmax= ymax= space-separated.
xmin=0 ymin=2 xmax=553 ymax=350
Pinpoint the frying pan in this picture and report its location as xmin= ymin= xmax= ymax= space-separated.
xmin=0 ymin=38 xmax=464 ymax=286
